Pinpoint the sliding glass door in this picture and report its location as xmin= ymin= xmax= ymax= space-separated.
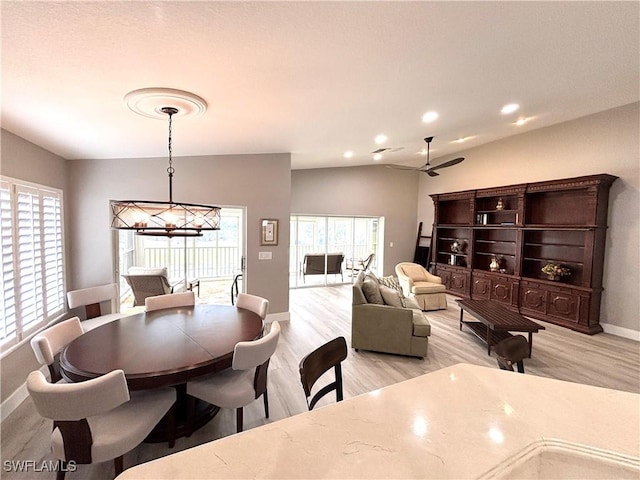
xmin=290 ymin=215 xmax=381 ymax=288
xmin=116 ymin=207 xmax=245 ymax=308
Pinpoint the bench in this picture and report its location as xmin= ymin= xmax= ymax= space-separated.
xmin=457 ymin=299 xmax=545 ymax=356
xmin=302 ymin=253 xmax=344 ymax=283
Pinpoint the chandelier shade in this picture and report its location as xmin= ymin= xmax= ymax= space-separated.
xmin=111 ymin=96 xmax=220 ymax=237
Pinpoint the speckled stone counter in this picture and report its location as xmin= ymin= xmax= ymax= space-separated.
xmin=117 ymin=363 xmax=640 ymax=479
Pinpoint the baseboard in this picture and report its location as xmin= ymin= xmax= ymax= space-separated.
xmin=266 ymin=311 xmax=290 ymax=323
xmin=1 ymin=366 xmax=46 ymax=423
xmin=600 ymin=323 xmax=640 ymax=342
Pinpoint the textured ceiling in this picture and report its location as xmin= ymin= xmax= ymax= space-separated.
xmin=1 ymin=1 xmax=638 ymax=169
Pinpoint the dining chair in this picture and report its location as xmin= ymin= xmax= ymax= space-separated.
xmin=186 ymin=321 xmax=281 ymax=434
xmin=235 ymin=292 xmax=269 ymax=319
xmin=27 ymin=369 xmax=176 ymax=480
xmin=299 ymin=336 xmax=348 ymax=410
xmin=145 ymin=291 xmax=195 ymax=312
xmin=495 ymin=335 xmax=529 ymax=374
xmin=66 ymin=283 xmax=127 ymax=331
xmin=31 ymin=317 xmax=84 ymax=383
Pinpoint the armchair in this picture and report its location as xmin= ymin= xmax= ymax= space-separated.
xmin=395 ymin=262 xmax=447 ymax=311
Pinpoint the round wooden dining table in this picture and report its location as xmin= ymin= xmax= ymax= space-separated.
xmin=59 ymin=304 xmax=264 ymax=440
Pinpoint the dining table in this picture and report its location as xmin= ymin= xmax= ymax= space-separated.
xmin=59 ymin=304 xmax=264 ymax=441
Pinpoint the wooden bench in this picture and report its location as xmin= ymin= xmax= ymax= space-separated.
xmin=457 ymin=299 xmax=545 ymax=356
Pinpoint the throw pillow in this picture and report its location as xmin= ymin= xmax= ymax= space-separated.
xmin=378 ymin=275 xmax=406 ymax=307
xmin=379 ymin=284 xmax=404 ymax=308
xmin=404 ymin=296 xmax=422 ymax=310
xmin=362 ymin=277 xmax=384 ymax=305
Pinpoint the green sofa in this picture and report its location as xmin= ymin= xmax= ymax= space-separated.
xmin=351 ymin=273 xmax=430 ymax=358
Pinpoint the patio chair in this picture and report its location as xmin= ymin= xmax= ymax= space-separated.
xmin=122 ymin=267 xmax=175 ymax=307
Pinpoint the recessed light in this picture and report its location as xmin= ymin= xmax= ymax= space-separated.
xmin=373 ymin=153 xmax=383 ymax=161
xmin=421 ymin=111 xmax=439 ymax=123
xmin=344 ymin=150 xmax=354 ymax=158
xmin=374 ymin=134 xmax=388 ymax=145
xmin=513 ymin=117 xmax=532 ymax=126
xmin=501 ymin=103 xmax=520 ymax=115
xmin=452 ymin=136 xmax=473 ymax=144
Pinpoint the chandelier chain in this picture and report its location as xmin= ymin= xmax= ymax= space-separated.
xmin=167 ymin=110 xmax=175 ymax=176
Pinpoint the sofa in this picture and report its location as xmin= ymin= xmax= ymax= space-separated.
xmin=395 ymin=262 xmax=447 ymax=311
xmin=351 ymin=272 xmax=430 ymax=358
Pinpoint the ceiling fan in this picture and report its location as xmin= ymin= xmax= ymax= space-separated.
xmin=389 ymin=136 xmax=465 ymax=177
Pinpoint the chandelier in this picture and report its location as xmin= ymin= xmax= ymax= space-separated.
xmin=111 ymin=91 xmax=220 ymax=237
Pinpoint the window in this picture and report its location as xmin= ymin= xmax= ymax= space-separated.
xmin=1 ymin=177 xmax=65 ymax=351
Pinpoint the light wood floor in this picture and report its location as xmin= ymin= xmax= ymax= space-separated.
xmin=2 ymin=285 xmax=639 ymax=479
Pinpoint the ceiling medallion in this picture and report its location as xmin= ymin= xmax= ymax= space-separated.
xmin=124 ymin=87 xmax=208 ymax=119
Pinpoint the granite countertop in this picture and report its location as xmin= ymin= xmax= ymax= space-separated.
xmin=117 ymin=363 xmax=640 ymax=479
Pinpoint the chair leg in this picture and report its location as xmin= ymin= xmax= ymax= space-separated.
xmin=236 ymin=407 xmax=244 ymax=433
xmin=114 ymin=455 xmax=124 ymax=476
xmin=56 ymin=461 xmax=66 ymax=480
xmin=516 ymin=361 xmax=525 ymax=374
xmin=263 ymin=390 xmax=269 ymax=418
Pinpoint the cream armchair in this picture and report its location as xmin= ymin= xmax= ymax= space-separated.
xmin=395 ymin=262 xmax=447 ymax=311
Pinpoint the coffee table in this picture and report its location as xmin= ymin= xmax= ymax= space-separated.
xmin=457 ymin=299 xmax=545 ymax=356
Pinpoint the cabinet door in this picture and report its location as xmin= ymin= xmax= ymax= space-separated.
xmin=436 ymin=267 xmax=452 ymax=289
xmin=472 ymin=275 xmax=491 ymax=299
xmin=490 ymin=276 xmax=519 ymax=309
xmin=450 ymin=271 xmax=470 ymax=296
xmin=547 ymin=291 xmax=580 ymax=323
xmin=520 ymin=284 xmax=547 ymax=314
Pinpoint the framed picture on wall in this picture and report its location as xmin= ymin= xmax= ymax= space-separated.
xmin=261 ymin=219 xmax=278 ymax=246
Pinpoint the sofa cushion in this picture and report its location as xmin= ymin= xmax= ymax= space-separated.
xmin=379 ymin=285 xmax=404 ymax=307
xmin=411 ymin=282 xmax=447 ymax=294
xmin=411 ymin=310 xmax=431 ymax=337
xmin=404 ymin=296 xmax=421 ymax=310
xmin=402 ymin=264 xmax=429 ymax=281
xmin=362 ymin=277 xmax=384 ymax=305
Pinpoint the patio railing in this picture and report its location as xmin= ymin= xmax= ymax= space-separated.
xmin=142 ymin=246 xmax=241 ymax=280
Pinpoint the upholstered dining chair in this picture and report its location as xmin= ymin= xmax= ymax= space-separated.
xmin=235 ymin=293 xmax=269 ymax=320
xmin=186 ymin=321 xmax=281 ymax=434
xmin=31 ymin=317 xmax=84 ymax=383
xmin=299 ymin=336 xmax=348 ymax=410
xmin=27 ymin=369 xmax=176 ymax=480
xmin=145 ymin=291 xmax=195 ymax=312
xmin=66 ymin=283 xmax=127 ymax=331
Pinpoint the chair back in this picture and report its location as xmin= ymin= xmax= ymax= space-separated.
xmin=299 ymin=336 xmax=348 ymax=410
xmin=31 ymin=317 xmax=84 ymax=382
xmin=27 ymin=369 xmax=130 ymax=421
xmin=67 ymin=283 xmax=118 ymax=319
xmin=362 ymin=253 xmax=375 ymax=271
xmin=145 ymin=291 xmax=195 ymax=312
xmin=122 ymin=274 xmax=172 ymax=306
xmin=232 ymin=321 xmax=280 ymax=371
xmin=236 ymin=293 xmax=269 ymax=320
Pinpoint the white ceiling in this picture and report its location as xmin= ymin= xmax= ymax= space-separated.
xmin=2 ymin=1 xmax=638 ymax=170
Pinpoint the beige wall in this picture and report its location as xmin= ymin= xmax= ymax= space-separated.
xmin=66 ymin=153 xmax=291 ymax=314
xmin=417 ymin=102 xmax=640 ymax=333
xmin=291 ymin=165 xmax=419 ymax=276
xmin=0 ymin=130 xmax=69 ymax=403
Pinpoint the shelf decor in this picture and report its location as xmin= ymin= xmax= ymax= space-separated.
xmin=541 ymin=263 xmax=571 ymax=281
xmin=489 ymin=256 xmax=500 ymax=272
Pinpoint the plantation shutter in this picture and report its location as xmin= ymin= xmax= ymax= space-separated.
xmin=1 ymin=178 xmax=65 ymax=350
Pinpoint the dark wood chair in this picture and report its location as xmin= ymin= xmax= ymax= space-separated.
xmin=495 ymin=335 xmax=529 ymax=373
xmin=299 ymin=336 xmax=348 ymax=410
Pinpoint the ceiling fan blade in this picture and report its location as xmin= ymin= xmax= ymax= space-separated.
xmin=386 ymin=164 xmax=420 ymax=171
xmin=426 ymin=169 xmax=440 ymax=177
xmin=428 ymin=157 xmax=465 ymax=171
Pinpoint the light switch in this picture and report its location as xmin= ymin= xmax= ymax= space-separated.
xmin=258 ymin=251 xmax=272 ymax=260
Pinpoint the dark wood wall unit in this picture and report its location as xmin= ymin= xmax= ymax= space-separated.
xmin=430 ymin=174 xmax=617 ymax=334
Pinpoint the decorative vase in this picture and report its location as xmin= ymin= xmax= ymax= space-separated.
xmin=489 ymin=256 xmax=500 ymax=272
xmin=496 ymin=198 xmax=504 ymax=211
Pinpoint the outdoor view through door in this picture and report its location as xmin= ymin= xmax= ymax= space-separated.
xmin=117 ymin=207 xmax=245 ymax=310
xmin=290 ymin=216 xmax=381 ymax=288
